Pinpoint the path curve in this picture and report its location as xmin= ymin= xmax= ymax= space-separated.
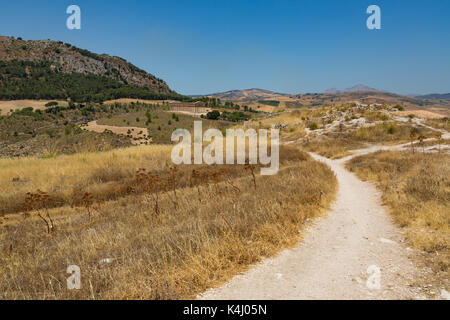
xmin=199 ymin=150 xmax=430 ymax=300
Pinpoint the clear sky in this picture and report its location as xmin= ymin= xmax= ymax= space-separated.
xmin=0 ymin=0 xmax=449 ymax=95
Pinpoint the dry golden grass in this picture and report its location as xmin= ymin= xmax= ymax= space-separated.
xmin=0 ymin=100 xmax=68 ymax=115
xmin=299 ymin=122 xmax=434 ymax=159
xmin=0 ymin=145 xmax=337 ymax=300
xmin=299 ymin=135 xmax=365 ymax=159
xmin=346 ymin=151 xmax=449 ymax=276
xmin=352 ymin=122 xmax=432 ymax=144
xmin=425 ymin=118 xmax=450 ymax=131
xmin=0 ymin=144 xmax=303 ymax=216
xmin=393 ymin=110 xmax=447 ymax=119
xmin=408 ymin=139 xmax=450 ymax=149
xmin=0 ymin=145 xmax=173 ymax=215
xmin=258 ymin=109 xmax=327 ymax=127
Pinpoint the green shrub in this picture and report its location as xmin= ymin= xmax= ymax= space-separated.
xmin=308 ymin=122 xmax=318 ymax=130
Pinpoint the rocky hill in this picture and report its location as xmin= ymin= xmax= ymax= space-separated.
xmin=0 ymin=36 xmax=182 ymax=101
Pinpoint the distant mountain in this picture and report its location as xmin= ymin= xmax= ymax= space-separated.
xmin=198 ymin=88 xmax=288 ymax=101
xmin=414 ymin=93 xmax=450 ymax=101
xmin=324 ymin=84 xmax=378 ymax=94
xmin=0 ymin=36 xmax=183 ymax=102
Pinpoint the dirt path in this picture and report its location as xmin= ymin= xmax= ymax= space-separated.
xmin=199 ymin=148 xmax=439 ymax=300
xmin=83 ymin=121 xmax=150 ymax=145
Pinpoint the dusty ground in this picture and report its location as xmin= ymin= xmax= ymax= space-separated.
xmin=199 ymin=142 xmax=449 ymax=300
xmin=82 ymin=121 xmax=149 ymax=145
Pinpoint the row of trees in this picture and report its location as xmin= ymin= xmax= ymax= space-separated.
xmin=186 ymin=96 xmax=254 ymax=112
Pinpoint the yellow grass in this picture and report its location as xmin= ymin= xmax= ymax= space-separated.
xmin=0 ymin=100 xmax=68 ymax=115
xmin=299 ymin=136 xmax=365 ymax=159
xmin=393 ymin=110 xmax=447 ymax=119
xmin=0 ymin=145 xmax=172 ymax=214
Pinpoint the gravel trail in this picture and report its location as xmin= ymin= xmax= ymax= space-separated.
xmin=199 ymin=150 xmax=431 ymax=300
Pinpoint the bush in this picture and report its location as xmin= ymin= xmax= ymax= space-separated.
xmin=308 ymin=122 xmax=318 ymax=130
xmin=387 ymin=125 xmax=397 ymax=134
xmin=45 ymin=101 xmax=58 ymax=107
xmin=206 ymin=110 xmax=221 ymax=120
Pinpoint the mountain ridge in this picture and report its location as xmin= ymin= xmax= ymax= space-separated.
xmin=413 ymin=93 xmax=450 ymax=101
xmin=323 ymin=84 xmax=379 ymax=94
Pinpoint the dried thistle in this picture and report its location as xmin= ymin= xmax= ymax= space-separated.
xmin=245 ymin=164 xmax=257 ymax=190
xmin=136 ymin=168 xmax=161 ymax=217
xmin=82 ymin=192 xmax=94 ymax=222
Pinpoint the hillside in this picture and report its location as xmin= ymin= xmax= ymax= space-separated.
xmin=414 ymin=93 xmax=450 ymax=101
xmin=0 ymin=36 xmax=183 ymax=102
xmin=201 ymin=88 xmax=288 ymax=101
xmin=324 ymin=84 xmax=378 ymax=94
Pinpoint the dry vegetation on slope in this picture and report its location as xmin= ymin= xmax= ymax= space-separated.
xmin=0 ymin=145 xmax=337 ymax=299
xmin=346 ymin=151 xmax=449 ymax=280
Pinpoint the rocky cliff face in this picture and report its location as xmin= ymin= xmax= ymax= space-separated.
xmin=0 ymin=36 xmax=172 ymax=94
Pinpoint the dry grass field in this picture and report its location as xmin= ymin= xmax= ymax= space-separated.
xmin=0 ymin=144 xmax=337 ymax=299
xmin=0 ymin=100 xmax=68 ymax=115
xmin=300 ymin=136 xmax=365 ymax=159
xmin=393 ymin=110 xmax=446 ymax=119
xmin=0 ymin=145 xmax=172 ymax=215
xmin=346 ymin=151 xmax=449 ymax=277
xmin=299 ymin=121 xmax=435 ymax=159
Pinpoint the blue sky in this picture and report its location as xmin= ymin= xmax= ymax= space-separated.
xmin=0 ymin=0 xmax=449 ymax=95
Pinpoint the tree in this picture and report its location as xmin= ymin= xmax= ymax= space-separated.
xmin=206 ymin=110 xmax=220 ymax=120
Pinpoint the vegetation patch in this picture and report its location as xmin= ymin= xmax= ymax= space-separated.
xmin=257 ymin=100 xmax=280 ymax=107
